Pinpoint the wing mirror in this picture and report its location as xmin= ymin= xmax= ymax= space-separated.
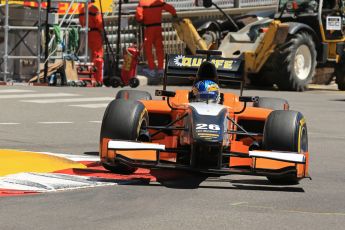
xmin=235 ymin=96 xmax=259 ymax=114
xmin=155 ymin=90 xmax=176 ymax=97
xmin=239 ymin=96 xmax=259 ymax=103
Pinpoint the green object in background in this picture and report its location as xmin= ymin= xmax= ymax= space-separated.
xmin=68 ymin=27 xmax=79 ymax=53
xmin=53 ymin=25 xmax=62 ymax=44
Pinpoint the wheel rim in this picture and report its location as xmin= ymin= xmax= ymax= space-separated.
xmin=294 ymin=44 xmax=312 ymax=81
xmin=137 ymin=118 xmax=150 ymax=142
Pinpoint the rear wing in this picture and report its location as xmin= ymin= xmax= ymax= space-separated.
xmin=163 ymin=54 xmax=244 ymax=83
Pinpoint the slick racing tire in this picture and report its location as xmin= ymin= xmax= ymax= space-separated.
xmin=253 ymin=97 xmax=289 ymax=110
xmin=274 ymin=32 xmax=316 ymax=91
xmin=263 ymin=110 xmax=308 ymax=184
xmin=100 ymin=99 xmax=149 ymax=174
xmin=116 ymin=90 xmax=152 ymax=101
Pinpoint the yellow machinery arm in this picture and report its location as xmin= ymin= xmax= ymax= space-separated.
xmin=173 ymin=19 xmax=209 ymax=54
xmin=244 ymin=20 xmax=289 ymax=73
xmin=174 ymin=19 xmax=289 ymax=75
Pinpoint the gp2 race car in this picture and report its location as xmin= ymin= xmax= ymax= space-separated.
xmin=100 ymin=50 xmax=310 ymax=184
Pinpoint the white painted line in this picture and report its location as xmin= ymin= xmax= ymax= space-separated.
xmin=88 ymin=121 xmax=102 ymax=123
xmin=22 ymin=151 xmax=99 ymax=162
xmin=0 ymin=122 xmax=20 ymax=125
xmin=0 ymin=93 xmax=78 ymax=99
xmin=231 ymin=202 xmax=249 ymax=206
xmin=22 ymin=97 xmax=113 ymax=104
xmin=0 ymin=89 xmax=35 ymax=93
xmin=69 ymin=103 xmax=108 ymax=108
xmin=38 ymin=121 xmax=74 ymax=124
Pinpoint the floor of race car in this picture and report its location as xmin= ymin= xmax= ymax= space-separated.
xmin=0 ymin=149 xmax=192 ymax=197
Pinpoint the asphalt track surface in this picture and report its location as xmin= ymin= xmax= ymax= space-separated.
xmin=0 ymin=84 xmax=344 ymax=229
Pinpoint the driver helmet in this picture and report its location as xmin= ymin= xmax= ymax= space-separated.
xmin=192 ymin=80 xmax=220 ymax=103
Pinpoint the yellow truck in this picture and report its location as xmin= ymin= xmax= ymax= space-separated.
xmin=175 ymin=0 xmax=345 ymax=91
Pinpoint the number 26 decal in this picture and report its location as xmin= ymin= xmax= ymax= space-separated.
xmin=196 ymin=123 xmax=220 ymax=130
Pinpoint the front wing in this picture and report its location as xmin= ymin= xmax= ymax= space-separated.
xmin=100 ymin=139 xmax=310 ymax=178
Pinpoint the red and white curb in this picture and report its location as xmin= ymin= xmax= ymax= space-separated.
xmin=0 ymin=151 xmax=194 ymax=197
xmin=0 ymin=152 xmax=154 ymax=197
xmin=0 ymin=172 xmax=115 ymax=193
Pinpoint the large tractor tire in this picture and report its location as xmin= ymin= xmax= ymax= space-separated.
xmin=263 ymin=110 xmax=308 ymax=184
xmin=253 ymin=97 xmax=289 ymax=110
xmin=274 ymin=32 xmax=316 ymax=91
xmin=115 ymin=90 xmax=152 ymax=101
xmin=335 ymin=61 xmax=345 ymax=90
xmin=100 ymin=99 xmax=149 ymax=174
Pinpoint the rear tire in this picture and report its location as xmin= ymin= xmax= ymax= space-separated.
xmin=263 ymin=110 xmax=308 ymax=184
xmin=115 ymin=90 xmax=152 ymax=101
xmin=253 ymin=97 xmax=289 ymax=110
xmin=274 ymin=32 xmax=316 ymax=91
xmin=100 ymin=99 xmax=149 ymax=174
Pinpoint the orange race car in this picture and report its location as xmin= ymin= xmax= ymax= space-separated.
xmin=100 ymin=50 xmax=310 ymax=184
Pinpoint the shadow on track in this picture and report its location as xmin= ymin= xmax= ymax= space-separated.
xmin=330 ymin=99 xmax=345 ymax=102
xmin=81 ymin=152 xmax=304 ymax=192
xmin=130 ymin=169 xmax=305 ymax=193
xmin=83 ymin=151 xmax=99 ymax=156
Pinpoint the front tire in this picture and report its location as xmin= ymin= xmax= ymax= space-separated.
xmin=274 ymin=32 xmax=316 ymax=91
xmin=263 ymin=110 xmax=308 ymax=184
xmin=100 ymin=99 xmax=149 ymax=174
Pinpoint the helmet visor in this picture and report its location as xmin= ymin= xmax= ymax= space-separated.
xmin=196 ymin=91 xmax=219 ymax=102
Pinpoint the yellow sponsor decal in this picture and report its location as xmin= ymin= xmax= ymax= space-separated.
xmin=198 ymin=133 xmax=220 ymax=137
xmin=192 ymin=58 xmax=203 ymax=67
xmin=298 ymin=117 xmax=306 ymax=153
xmin=180 ymin=57 xmax=234 ymax=69
xmin=136 ymin=109 xmax=147 ymax=136
xmin=300 ymin=117 xmax=306 ymax=126
xmin=223 ymin=60 xmax=233 ymax=69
